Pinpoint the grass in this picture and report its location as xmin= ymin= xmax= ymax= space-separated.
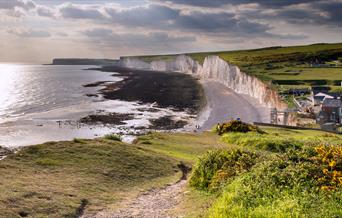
xmin=135 ymin=131 xmax=226 ymax=164
xmin=0 ymin=139 xmax=181 ymax=217
xmin=0 ymin=127 xmax=341 ymax=217
xmin=189 ymin=126 xmax=342 ymax=218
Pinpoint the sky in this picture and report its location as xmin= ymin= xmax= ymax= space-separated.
xmin=0 ymin=0 xmax=341 ymax=63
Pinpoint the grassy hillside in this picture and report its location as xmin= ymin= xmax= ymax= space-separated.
xmin=0 ymin=138 xmax=181 ymax=217
xmin=188 ymin=124 xmax=342 ymax=218
xmin=0 ymin=126 xmax=340 ymax=217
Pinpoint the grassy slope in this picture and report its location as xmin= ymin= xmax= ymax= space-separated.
xmin=0 ymin=132 xmax=225 ymax=218
xmin=0 ymin=138 xmax=181 ymax=217
xmin=189 ymin=126 xmax=342 ymax=218
xmin=0 ymin=127 xmax=340 ymax=217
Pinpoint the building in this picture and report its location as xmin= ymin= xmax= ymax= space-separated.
xmin=313 ymin=92 xmax=334 ymax=106
xmin=317 ymin=98 xmax=342 ymax=124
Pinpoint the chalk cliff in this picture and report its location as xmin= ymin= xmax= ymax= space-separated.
xmin=119 ymin=55 xmax=286 ymax=110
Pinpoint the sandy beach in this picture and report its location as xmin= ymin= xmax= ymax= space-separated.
xmin=196 ymin=81 xmax=270 ymax=131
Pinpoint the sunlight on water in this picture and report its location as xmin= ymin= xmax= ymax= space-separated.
xmin=0 ymin=64 xmax=115 ymax=122
xmin=0 ymin=64 xmax=22 ymax=119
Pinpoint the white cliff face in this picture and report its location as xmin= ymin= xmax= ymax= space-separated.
xmin=119 ymin=55 xmax=286 ymax=110
xmin=119 ymin=57 xmax=151 ymax=69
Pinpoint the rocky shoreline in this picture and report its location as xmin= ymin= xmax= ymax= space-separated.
xmin=80 ymin=66 xmax=206 ymax=131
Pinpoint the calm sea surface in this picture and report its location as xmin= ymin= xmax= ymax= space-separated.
xmin=0 ymin=64 xmax=195 ymax=147
xmin=0 ymin=64 xmax=114 ymax=121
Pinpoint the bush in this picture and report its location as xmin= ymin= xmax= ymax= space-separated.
xmin=189 ymin=149 xmax=258 ymax=191
xmin=73 ymin=138 xmax=85 ymax=144
xmin=214 ymin=120 xmax=264 ymax=135
xmin=208 ymin=147 xmax=342 ymax=217
xmin=314 ymin=144 xmax=342 ymax=190
xmin=104 ymin=134 xmax=122 ymax=141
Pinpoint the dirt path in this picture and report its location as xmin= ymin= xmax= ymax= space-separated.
xmin=91 ymin=164 xmax=189 ymax=218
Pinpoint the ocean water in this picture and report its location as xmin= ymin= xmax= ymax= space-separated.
xmin=0 ymin=64 xmax=196 ymax=147
xmin=0 ymin=64 xmax=116 ymax=121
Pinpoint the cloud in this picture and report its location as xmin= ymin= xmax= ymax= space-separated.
xmin=0 ymin=0 xmax=35 ymax=10
xmin=82 ymin=28 xmax=196 ymax=53
xmin=59 ymin=3 xmax=106 ymax=19
xmin=36 ymin=5 xmax=55 ymax=17
xmin=105 ymin=4 xmax=179 ymax=28
xmin=154 ymin=0 xmax=321 ymax=8
xmin=8 ymin=29 xmax=51 ymax=38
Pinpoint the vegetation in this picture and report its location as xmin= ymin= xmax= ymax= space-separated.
xmin=0 ymin=126 xmax=341 ymax=217
xmin=189 ymin=126 xmax=342 ymax=217
xmin=104 ymin=133 xmax=122 ymax=141
xmin=214 ymin=120 xmax=264 ymax=135
xmin=0 ymin=139 xmax=180 ymax=217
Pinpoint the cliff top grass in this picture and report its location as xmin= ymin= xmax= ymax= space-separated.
xmin=131 ymin=43 xmax=342 ymax=89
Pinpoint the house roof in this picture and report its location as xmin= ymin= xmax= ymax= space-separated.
xmin=322 ymin=98 xmax=342 ymax=107
xmin=315 ymin=92 xmax=334 ymax=98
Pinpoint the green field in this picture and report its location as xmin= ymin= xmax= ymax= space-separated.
xmin=0 ymin=126 xmax=341 ymax=217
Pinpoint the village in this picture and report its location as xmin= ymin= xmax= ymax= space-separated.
xmin=275 ymin=82 xmax=342 ymax=132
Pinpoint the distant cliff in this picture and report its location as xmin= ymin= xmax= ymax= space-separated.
xmin=119 ymin=55 xmax=287 ymax=110
xmin=51 ymin=58 xmax=118 ymax=66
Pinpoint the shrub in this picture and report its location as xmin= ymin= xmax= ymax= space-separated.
xmin=314 ymin=144 xmax=342 ymax=190
xmin=208 ymin=148 xmax=342 ymax=217
xmin=189 ymin=149 xmax=258 ymax=191
xmin=73 ymin=138 xmax=85 ymax=143
xmin=214 ymin=120 xmax=264 ymax=135
xmin=104 ymin=134 xmax=122 ymax=141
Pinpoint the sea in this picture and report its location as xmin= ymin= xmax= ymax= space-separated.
xmin=0 ymin=64 xmax=195 ymax=147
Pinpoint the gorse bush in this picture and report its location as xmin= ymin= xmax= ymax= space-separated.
xmin=209 ymin=153 xmax=341 ymax=217
xmin=189 ymin=149 xmax=258 ymax=191
xmin=104 ymin=134 xmax=122 ymax=141
xmin=214 ymin=120 xmax=264 ymax=135
xmin=196 ymin=144 xmax=342 ymax=217
xmin=314 ymin=144 xmax=342 ymax=190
